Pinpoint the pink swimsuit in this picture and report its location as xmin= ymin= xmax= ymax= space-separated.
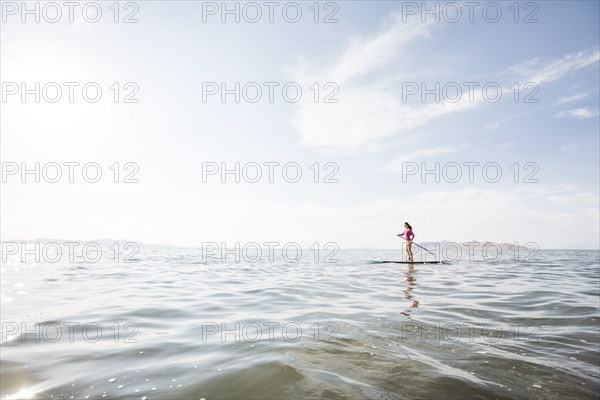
xmin=400 ymin=228 xmax=414 ymax=241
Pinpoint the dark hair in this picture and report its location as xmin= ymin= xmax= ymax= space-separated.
xmin=404 ymin=222 xmax=413 ymax=230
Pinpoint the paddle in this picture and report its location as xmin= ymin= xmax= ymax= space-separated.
xmin=398 ymin=235 xmax=436 ymax=256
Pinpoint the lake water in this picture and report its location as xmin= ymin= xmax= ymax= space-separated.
xmin=1 ymin=245 xmax=599 ymax=399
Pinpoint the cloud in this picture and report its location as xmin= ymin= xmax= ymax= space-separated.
xmin=482 ymin=111 xmax=536 ymax=131
xmin=379 ymin=145 xmax=468 ymax=172
xmin=287 ymin=16 xmax=489 ymax=153
xmin=291 ymin=87 xmax=484 ymax=152
xmin=547 ymin=191 xmax=600 ymax=205
xmin=557 ymin=93 xmax=588 ymax=104
xmin=554 ymin=108 xmax=599 ymax=119
xmin=508 ymin=48 xmax=600 ymax=84
xmin=484 ymin=122 xmax=501 ymax=130
xmin=560 ymin=132 xmax=599 ymax=151
xmin=328 ymin=14 xmax=431 ymax=83
xmin=288 ymin=9 xmax=599 ymax=154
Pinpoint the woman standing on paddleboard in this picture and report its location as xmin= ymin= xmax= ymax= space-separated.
xmin=398 ymin=222 xmax=414 ymax=262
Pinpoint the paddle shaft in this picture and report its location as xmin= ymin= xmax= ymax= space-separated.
xmin=399 ymin=236 xmax=436 ymax=256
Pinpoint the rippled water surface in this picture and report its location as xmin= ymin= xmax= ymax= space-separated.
xmin=1 ymin=247 xmax=599 ymax=399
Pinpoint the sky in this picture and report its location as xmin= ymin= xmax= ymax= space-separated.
xmin=1 ymin=1 xmax=599 ymax=249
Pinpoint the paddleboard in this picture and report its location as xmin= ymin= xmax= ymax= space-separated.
xmin=369 ymin=260 xmax=443 ymax=264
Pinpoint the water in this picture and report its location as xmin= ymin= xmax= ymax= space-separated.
xmin=1 ymin=246 xmax=599 ymax=399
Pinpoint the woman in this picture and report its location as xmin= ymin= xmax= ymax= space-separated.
xmin=397 ymin=222 xmax=414 ymax=262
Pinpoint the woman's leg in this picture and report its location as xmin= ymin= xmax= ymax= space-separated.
xmin=407 ymin=242 xmax=413 ymax=261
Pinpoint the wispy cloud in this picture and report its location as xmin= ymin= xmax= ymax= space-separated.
xmin=508 ymin=48 xmax=600 ymax=84
xmin=328 ymin=15 xmax=431 ymax=83
xmin=287 ymin=16 xmax=487 ymax=152
xmin=483 ymin=111 xmax=537 ymax=130
xmin=547 ymin=191 xmax=600 ymax=205
xmin=379 ymin=145 xmax=468 ymax=172
xmin=288 ymin=12 xmax=599 ymax=153
xmin=554 ymin=107 xmax=599 ymax=119
xmin=291 ymin=89 xmax=483 ymax=152
xmin=560 ymin=132 xmax=599 ymax=152
xmin=557 ymin=93 xmax=588 ymax=104
xmin=484 ymin=122 xmax=501 ymax=130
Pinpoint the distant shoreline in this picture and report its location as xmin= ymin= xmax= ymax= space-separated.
xmin=1 ymin=238 xmax=599 ymax=251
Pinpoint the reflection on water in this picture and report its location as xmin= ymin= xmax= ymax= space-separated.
xmin=1 ymin=247 xmax=599 ymax=399
xmin=5 ymin=388 xmax=35 ymax=400
xmin=400 ymin=264 xmax=419 ymax=317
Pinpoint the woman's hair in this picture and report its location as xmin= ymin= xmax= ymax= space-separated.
xmin=404 ymin=222 xmax=413 ymax=230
